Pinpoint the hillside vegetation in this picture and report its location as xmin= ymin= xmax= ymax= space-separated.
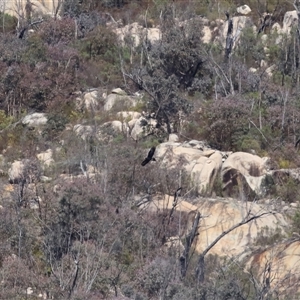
xmin=0 ymin=0 xmax=300 ymax=299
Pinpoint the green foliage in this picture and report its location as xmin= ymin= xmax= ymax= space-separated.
xmin=261 ymin=174 xmax=276 ymax=195
xmin=142 ymin=137 xmax=161 ymax=150
xmin=0 ymin=13 xmax=17 ymax=33
xmin=182 ymin=120 xmax=204 ymax=141
xmin=211 ymin=176 xmax=224 ymax=197
xmin=22 ymin=35 xmax=47 ymax=64
xmin=0 ymin=110 xmax=13 ymax=130
xmin=37 ymin=18 xmax=76 ymax=45
xmin=201 ymin=97 xmax=251 ymax=151
xmin=278 ymin=158 xmax=291 ymax=169
xmin=76 ymin=26 xmax=122 ymax=87
xmin=239 ymin=135 xmax=261 ymax=153
xmin=276 ymin=177 xmax=300 ymax=203
xmin=42 ymin=113 xmax=68 ymax=140
xmin=237 ymin=27 xmax=265 ymax=66
xmin=129 ymin=100 xmax=146 ymax=113
xmin=77 ymin=26 xmax=118 ymax=63
xmin=62 ymin=0 xmax=82 ymax=16
xmin=113 ymin=133 xmax=125 ymax=143
xmin=267 ymin=42 xmax=281 ymax=64
xmin=292 ymin=210 xmax=300 ymax=232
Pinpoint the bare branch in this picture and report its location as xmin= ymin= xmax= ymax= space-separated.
xmin=196 ymin=210 xmax=274 ymax=282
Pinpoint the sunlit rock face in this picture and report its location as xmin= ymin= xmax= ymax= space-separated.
xmin=143 ymin=195 xmax=287 ymax=258
xmin=4 ymin=0 xmax=62 ymax=18
xmin=246 ymin=240 xmax=300 ymax=295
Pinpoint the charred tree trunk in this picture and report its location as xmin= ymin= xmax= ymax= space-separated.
xmin=196 ymin=254 xmax=205 ymax=283
xmin=180 ymin=211 xmax=201 ymax=278
xmin=225 ymin=12 xmax=233 ymax=60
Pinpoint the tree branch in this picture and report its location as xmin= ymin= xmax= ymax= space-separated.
xmin=196 ymin=210 xmax=274 ymax=282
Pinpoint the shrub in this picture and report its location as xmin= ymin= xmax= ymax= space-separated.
xmin=42 ymin=113 xmax=68 ymax=141
xmin=276 ymin=177 xmax=300 ymax=203
xmin=0 ymin=13 xmax=17 ymax=33
xmin=292 ymin=210 xmax=300 ymax=232
xmin=200 ymin=97 xmax=251 ymax=151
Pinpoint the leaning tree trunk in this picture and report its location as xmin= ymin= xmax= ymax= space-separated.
xmin=225 ymin=13 xmax=233 ymax=60
xmin=294 ymin=0 xmax=300 ymax=88
xmin=180 ymin=211 xmax=201 ymax=278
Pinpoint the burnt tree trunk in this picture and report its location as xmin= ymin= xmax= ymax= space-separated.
xmin=225 ymin=13 xmax=233 ymax=60
xmin=180 ymin=211 xmax=201 ymax=278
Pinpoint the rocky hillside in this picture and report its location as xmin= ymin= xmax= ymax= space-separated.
xmin=0 ymin=1 xmax=300 ymax=299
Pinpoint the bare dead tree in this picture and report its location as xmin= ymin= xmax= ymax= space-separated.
xmin=17 ymin=18 xmax=44 ymax=39
xmin=180 ymin=211 xmax=201 ymax=278
xmin=225 ymin=12 xmax=234 ymax=60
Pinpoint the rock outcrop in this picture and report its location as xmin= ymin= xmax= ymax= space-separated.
xmin=8 ymin=159 xmax=28 ymax=183
xmin=221 ymin=152 xmax=270 ymax=198
xmin=237 ymin=5 xmax=252 ymax=15
xmin=5 ymin=0 xmax=61 ymax=17
xmin=37 ymin=149 xmax=54 ymax=168
xmin=194 ymin=198 xmax=286 ymax=256
xmin=143 ymin=195 xmax=287 ymax=258
xmin=130 ymin=116 xmax=157 ymax=140
xmin=22 ymin=113 xmax=47 ymax=128
xmin=73 ymin=124 xmax=94 ymax=140
xmin=76 ymin=90 xmax=100 ymax=112
xmin=247 ymin=240 xmax=300 ymax=293
xmin=218 ymin=16 xmax=255 ymax=48
xmin=104 ymin=90 xmax=139 ymax=111
xmin=113 ymin=22 xmax=161 ymax=47
xmin=155 ymin=141 xmax=226 ymax=194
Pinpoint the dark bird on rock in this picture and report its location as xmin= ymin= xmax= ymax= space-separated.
xmin=141 ymin=147 xmax=156 ymax=166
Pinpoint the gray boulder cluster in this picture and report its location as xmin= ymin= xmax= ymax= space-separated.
xmin=155 ymin=140 xmax=273 ymax=198
xmin=74 ymin=88 xmax=157 ymax=141
xmin=15 ymin=85 xmax=300 ymax=202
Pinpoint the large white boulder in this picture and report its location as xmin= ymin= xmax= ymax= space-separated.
xmin=101 ymin=120 xmax=129 ymax=135
xmin=117 ymin=111 xmax=141 ymax=131
xmin=5 ymin=0 xmax=62 ymax=18
xmin=73 ymin=124 xmax=94 ymax=140
xmin=190 ymin=152 xmax=223 ymax=194
xmin=83 ymin=90 xmax=99 ymax=111
xmin=156 ymin=141 xmax=223 ymax=194
xmin=221 ymin=152 xmax=268 ymax=197
xmin=202 ymin=26 xmax=212 ymax=44
xmin=104 ymin=93 xmax=137 ymax=111
xmin=37 ymin=149 xmax=54 ymax=167
xmin=282 ymin=10 xmax=298 ymax=34
xmin=8 ymin=160 xmax=28 ymax=183
xmin=114 ymin=22 xmax=161 ymax=47
xmin=143 ymin=195 xmax=287 ymax=258
xmin=22 ymin=113 xmax=47 ymax=128
xmin=130 ymin=117 xmax=157 ymax=140
xmin=168 ymin=134 xmax=179 ymax=142
xmin=218 ymin=16 xmax=254 ymax=48
xmin=195 ymin=198 xmax=287 ymax=256
xmin=147 ymin=28 xmax=161 ymax=43
xmin=117 ymin=111 xmax=141 ymax=121
xmin=155 ymin=141 xmax=212 ymax=168
xmin=237 ymin=5 xmax=252 ymax=15
xmin=271 ymin=11 xmax=298 ymax=44
xmin=111 ymin=88 xmax=127 ymax=95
